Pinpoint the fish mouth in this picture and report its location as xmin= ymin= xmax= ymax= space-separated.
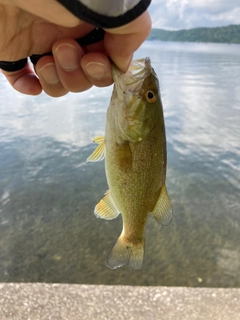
xmin=112 ymin=57 xmax=152 ymax=98
xmin=124 ymin=57 xmax=152 ymax=85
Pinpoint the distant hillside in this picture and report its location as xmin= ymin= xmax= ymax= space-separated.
xmin=148 ymin=25 xmax=240 ymax=44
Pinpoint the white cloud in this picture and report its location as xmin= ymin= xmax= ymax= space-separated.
xmin=148 ymin=0 xmax=240 ymax=30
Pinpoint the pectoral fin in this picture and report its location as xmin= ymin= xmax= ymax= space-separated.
xmin=152 ymin=184 xmax=173 ymax=226
xmin=92 ymin=136 xmax=104 ymax=145
xmin=87 ymin=136 xmax=105 ymax=162
xmin=94 ymin=190 xmax=120 ymax=220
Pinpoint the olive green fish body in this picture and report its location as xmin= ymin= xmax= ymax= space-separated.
xmin=87 ymin=58 xmax=172 ymax=269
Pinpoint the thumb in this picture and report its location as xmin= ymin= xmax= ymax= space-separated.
xmin=103 ymin=11 xmax=151 ymax=73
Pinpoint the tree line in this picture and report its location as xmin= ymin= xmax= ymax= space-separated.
xmin=148 ymin=25 xmax=240 ymax=44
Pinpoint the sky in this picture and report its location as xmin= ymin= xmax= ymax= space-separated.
xmin=148 ymin=0 xmax=240 ymax=30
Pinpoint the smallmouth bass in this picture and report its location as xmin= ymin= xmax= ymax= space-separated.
xmin=87 ymin=57 xmax=172 ymax=269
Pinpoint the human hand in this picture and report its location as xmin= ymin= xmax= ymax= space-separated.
xmin=0 ymin=0 xmax=151 ymax=97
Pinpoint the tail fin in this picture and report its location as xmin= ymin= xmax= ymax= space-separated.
xmin=107 ymin=235 xmax=144 ymax=270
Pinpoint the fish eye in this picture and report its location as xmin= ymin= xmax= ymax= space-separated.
xmin=145 ymin=90 xmax=157 ymax=103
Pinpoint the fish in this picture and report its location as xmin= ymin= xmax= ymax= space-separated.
xmin=87 ymin=57 xmax=172 ymax=269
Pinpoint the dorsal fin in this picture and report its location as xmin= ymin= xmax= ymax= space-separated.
xmin=151 ymin=184 xmax=173 ymax=226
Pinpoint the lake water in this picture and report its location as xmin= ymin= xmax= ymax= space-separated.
xmin=0 ymin=41 xmax=240 ymax=287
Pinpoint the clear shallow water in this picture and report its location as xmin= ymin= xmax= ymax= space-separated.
xmin=0 ymin=41 xmax=240 ymax=287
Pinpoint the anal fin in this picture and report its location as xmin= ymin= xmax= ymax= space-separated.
xmin=94 ymin=190 xmax=120 ymax=220
xmin=152 ymin=184 xmax=173 ymax=226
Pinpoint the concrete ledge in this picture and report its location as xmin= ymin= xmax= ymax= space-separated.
xmin=0 ymin=283 xmax=239 ymax=320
